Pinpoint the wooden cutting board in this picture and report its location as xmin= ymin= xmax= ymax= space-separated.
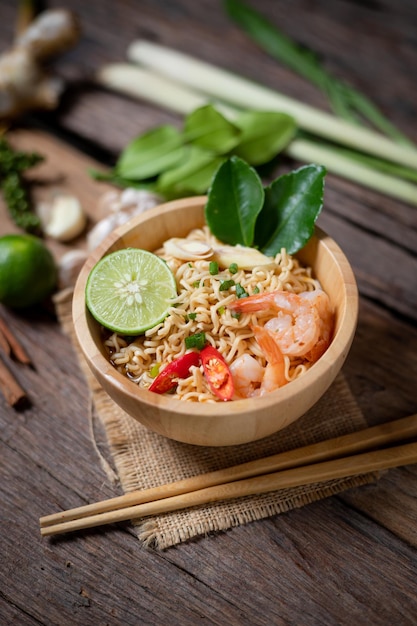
xmin=0 ymin=128 xmax=114 ymax=262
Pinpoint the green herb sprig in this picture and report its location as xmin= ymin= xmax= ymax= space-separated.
xmin=0 ymin=138 xmax=44 ymax=232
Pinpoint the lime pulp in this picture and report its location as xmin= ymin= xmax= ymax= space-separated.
xmin=85 ymin=248 xmax=177 ymax=335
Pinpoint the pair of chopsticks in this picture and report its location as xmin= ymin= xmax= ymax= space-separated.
xmin=40 ymin=413 xmax=417 ymax=537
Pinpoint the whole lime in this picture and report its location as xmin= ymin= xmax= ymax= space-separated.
xmin=0 ymin=234 xmax=57 ymax=308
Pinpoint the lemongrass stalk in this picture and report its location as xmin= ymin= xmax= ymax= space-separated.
xmin=96 ymin=63 xmax=417 ymax=206
xmin=127 ymin=40 xmax=417 ymax=171
xmin=286 ymin=139 xmax=417 ymax=206
xmin=97 ymin=64 xmax=207 ymax=115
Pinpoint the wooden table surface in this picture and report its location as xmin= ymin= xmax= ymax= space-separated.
xmin=1 ymin=1 xmax=417 ymax=624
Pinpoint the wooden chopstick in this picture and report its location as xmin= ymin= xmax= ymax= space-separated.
xmin=41 ymin=439 xmax=417 ymax=537
xmin=40 ymin=413 xmax=417 ymax=537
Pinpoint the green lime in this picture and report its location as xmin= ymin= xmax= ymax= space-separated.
xmin=0 ymin=234 xmax=57 ymax=308
xmin=85 ymin=248 xmax=178 ymax=335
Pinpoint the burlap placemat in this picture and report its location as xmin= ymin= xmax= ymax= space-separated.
xmin=55 ymin=288 xmax=376 ymax=550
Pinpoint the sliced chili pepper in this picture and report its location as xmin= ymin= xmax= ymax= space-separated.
xmin=200 ymin=345 xmax=234 ymax=401
xmin=149 ymin=351 xmax=200 ymax=394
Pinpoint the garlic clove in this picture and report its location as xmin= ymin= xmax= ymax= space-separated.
xmin=163 ymin=238 xmax=213 ymax=260
xmin=212 ymin=244 xmax=275 ymax=270
xmin=57 ymin=249 xmax=88 ymax=289
xmin=38 ymin=194 xmax=87 ymax=242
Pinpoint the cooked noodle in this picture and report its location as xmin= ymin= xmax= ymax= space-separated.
xmin=104 ymin=227 xmax=321 ymax=402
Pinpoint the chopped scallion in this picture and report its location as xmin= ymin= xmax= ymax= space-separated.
xmin=219 ymin=279 xmax=236 ymax=291
xmin=209 ymin=261 xmax=219 ymax=275
xmin=235 ymin=283 xmax=249 ymax=298
xmin=150 ymin=363 xmax=161 ymax=378
xmin=185 ymin=332 xmax=207 ymax=350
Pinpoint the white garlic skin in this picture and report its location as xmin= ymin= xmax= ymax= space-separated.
xmin=57 ymin=249 xmax=88 ymax=288
xmin=89 ymin=188 xmax=163 ymax=250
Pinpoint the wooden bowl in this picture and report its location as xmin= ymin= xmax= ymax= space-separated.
xmin=73 ymin=196 xmax=358 ymax=447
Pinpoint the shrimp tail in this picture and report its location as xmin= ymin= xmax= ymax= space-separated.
xmin=252 ymin=324 xmax=287 ymax=392
xmin=252 ymin=325 xmax=283 ymax=366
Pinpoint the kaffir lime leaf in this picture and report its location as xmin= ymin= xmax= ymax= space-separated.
xmin=85 ymin=248 xmax=177 ymax=335
xmin=0 ymin=234 xmax=57 ymax=308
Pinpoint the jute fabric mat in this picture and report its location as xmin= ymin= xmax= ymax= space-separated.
xmin=55 ymin=289 xmax=376 ymax=550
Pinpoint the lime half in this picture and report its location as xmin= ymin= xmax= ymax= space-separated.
xmin=85 ymin=248 xmax=177 ymax=335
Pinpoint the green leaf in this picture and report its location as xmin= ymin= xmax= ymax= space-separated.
xmin=115 ymin=125 xmax=186 ymax=180
xmin=256 ymin=164 xmax=326 ymax=255
xmin=89 ymin=168 xmax=159 ymax=190
xmin=234 ymin=110 xmax=296 ymax=165
xmin=205 ymin=156 xmax=264 ymax=246
xmin=157 ymin=146 xmax=224 ymax=198
xmin=183 ymin=104 xmax=241 ymax=153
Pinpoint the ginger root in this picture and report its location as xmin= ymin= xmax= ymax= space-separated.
xmin=0 ymin=8 xmax=80 ymax=120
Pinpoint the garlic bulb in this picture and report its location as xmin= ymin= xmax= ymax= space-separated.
xmin=97 ymin=188 xmax=162 ymax=217
xmin=87 ymin=211 xmax=132 ymax=250
xmin=89 ymin=188 xmax=163 ymax=250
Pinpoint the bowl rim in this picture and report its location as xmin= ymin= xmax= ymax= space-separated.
xmin=73 ymin=196 xmax=358 ymax=418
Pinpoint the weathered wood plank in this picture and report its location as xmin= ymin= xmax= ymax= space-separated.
xmin=1 ymin=0 xmax=417 ymax=624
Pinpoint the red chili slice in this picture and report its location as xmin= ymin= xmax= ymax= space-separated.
xmin=149 ymin=351 xmax=200 ymax=394
xmin=200 ymin=345 xmax=234 ymax=401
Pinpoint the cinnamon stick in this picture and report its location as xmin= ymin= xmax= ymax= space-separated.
xmin=0 ymin=357 xmax=27 ymax=407
xmin=0 ymin=317 xmax=32 ymax=365
xmin=0 ymin=326 xmax=11 ymax=357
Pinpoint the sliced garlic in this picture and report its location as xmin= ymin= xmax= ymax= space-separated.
xmin=163 ymin=238 xmax=213 ymax=260
xmin=212 ymin=244 xmax=275 ymax=270
xmin=38 ymin=194 xmax=87 ymax=242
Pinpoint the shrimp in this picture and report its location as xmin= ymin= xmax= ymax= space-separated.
xmin=299 ymin=290 xmax=334 ymax=362
xmin=228 ymin=290 xmax=321 ymax=357
xmin=252 ymin=325 xmax=287 ymax=395
xmin=229 ymin=353 xmax=264 ymax=398
xmin=229 ymin=325 xmax=287 ymax=398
